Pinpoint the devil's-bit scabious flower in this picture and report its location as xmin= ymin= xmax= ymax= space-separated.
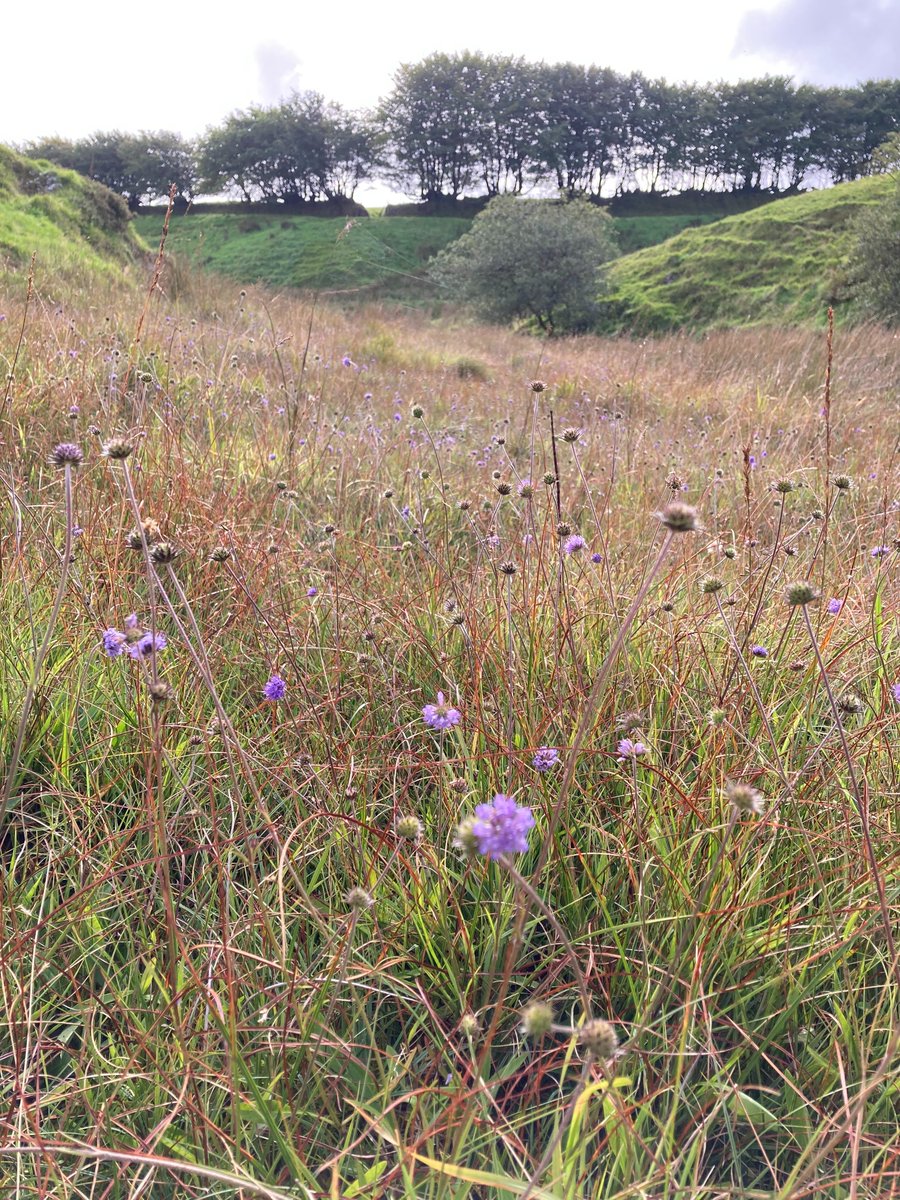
xmin=263 ymin=674 xmax=286 ymax=701
xmin=785 ymin=580 xmax=819 ymax=606
xmin=532 ymin=746 xmax=560 ymax=773
xmin=470 ymin=794 xmax=535 ymax=859
xmin=892 ymin=682 xmax=900 ymax=703
xmin=751 ymin=645 xmax=769 ymax=658
xmin=50 ymin=442 xmax=83 ymax=467
xmin=617 ymin=738 xmax=647 ymax=760
xmin=725 ymin=779 xmax=765 ymax=815
xmin=563 ymin=534 xmax=586 ymax=554
xmin=870 ymin=545 xmax=891 ymax=559
xmin=422 ymin=691 xmax=460 ymax=730
xmin=103 ymin=628 xmax=126 ymax=657
xmin=126 ymin=632 xmax=167 ymax=660
xmin=827 ymin=598 xmax=843 ymax=615
xmin=307 ymin=586 xmax=318 ymax=598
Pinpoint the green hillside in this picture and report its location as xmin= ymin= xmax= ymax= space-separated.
xmin=134 ymin=212 xmax=473 ymax=300
xmin=0 ymin=145 xmax=146 ymax=288
xmin=600 ymin=176 xmax=894 ymax=332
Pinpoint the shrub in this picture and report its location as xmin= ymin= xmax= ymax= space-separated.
xmin=430 ymin=195 xmax=618 ymax=334
xmin=850 ymin=178 xmax=900 ymax=323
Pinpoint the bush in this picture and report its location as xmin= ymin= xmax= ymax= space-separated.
xmin=430 ymin=195 xmax=618 ymax=333
xmin=850 ymin=178 xmax=900 ymax=323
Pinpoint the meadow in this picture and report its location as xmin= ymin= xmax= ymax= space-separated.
xmin=0 ymin=253 xmax=898 ymax=1199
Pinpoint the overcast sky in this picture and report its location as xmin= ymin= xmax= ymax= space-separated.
xmin=5 ymin=0 xmax=896 ymax=204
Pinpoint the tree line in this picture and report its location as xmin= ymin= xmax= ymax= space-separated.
xmin=21 ymin=52 xmax=900 ymax=209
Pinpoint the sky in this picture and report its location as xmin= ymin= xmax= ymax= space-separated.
xmin=5 ymin=0 xmax=897 ymax=205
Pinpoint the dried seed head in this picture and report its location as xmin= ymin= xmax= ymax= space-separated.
xmin=708 ymin=708 xmax=727 ymax=727
xmin=345 ymin=887 xmax=373 ymax=912
xmin=785 ymin=580 xmax=819 ymax=607
xmin=700 ymin=576 xmax=725 ymax=594
xmin=148 ymin=681 xmax=173 ymax=704
xmin=725 ymin=780 xmax=765 ymax=815
xmin=658 ymin=501 xmax=700 ymax=533
xmin=210 ymin=546 xmax=231 ymax=562
xmin=495 ymin=480 xmax=512 ymax=496
xmin=774 ymin=478 xmax=796 ymax=494
xmin=832 ymin=474 xmax=853 ymax=491
xmin=459 ymin=1012 xmax=480 ymax=1038
xmin=530 ymin=380 xmax=545 ymax=393
xmin=103 ymin=438 xmax=133 ymax=460
xmin=453 ymin=817 xmax=480 ymax=860
xmin=837 ymin=691 xmax=864 ymax=715
xmin=542 ymin=472 xmax=557 ymax=486
xmin=517 ymin=481 xmax=534 ymax=499
xmin=450 ymin=777 xmax=469 ymax=793
xmin=49 ymin=442 xmax=84 ymax=467
xmin=561 ymin=427 xmax=581 ymax=444
xmin=499 ymin=561 xmax=517 ymax=575
xmin=578 ymin=1019 xmax=619 ymax=1060
xmin=520 ymin=1001 xmax=554 ymax=1040
xmin=410 ymin=404 xmax=424 ymax=419
xmin=150 ymin=542 xmax=179 ymax=565
xmin=556 ymin=521 xmax=572 ymax=537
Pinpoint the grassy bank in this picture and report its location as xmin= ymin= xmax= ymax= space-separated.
xmin=601 ymin=175 xmax=895 ymax=332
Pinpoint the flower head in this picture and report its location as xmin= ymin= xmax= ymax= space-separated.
xmin=892 ymin=682 xmax=900 ymax=703
xmin=532 ymin=746 xmax=560 ymax=773
xmin=751 ymin=645 xmax=769 ymax=658
xmin=49 ymin=442 xmax=83 ymax=467
xmin=725 ymin=779 xmax=765 ymax=815
xmin=470 ymin=794 xmax=535 ymax=859
xmin=657 ymin=501 xmax=699 ymax=533
xmin=563 ymin=534 xmax=587 ymax=555
xmin=126 ymin=631 xmax=167 ymax=659
xmin=263 ymin=673 xmax=286 ymax=701
xmin=422 ymin=691 xmax=461 ymax=731
xmin=617 ymin=738 xmax=647 ymax=761
xmin=827 ymin=598 xmax=843 ymax=615
xmin=102 ymin=628 xmax=126 ymax=657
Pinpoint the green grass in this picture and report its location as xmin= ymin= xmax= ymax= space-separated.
xmin=612 ymin=212 xmax=723 ymax=254
xmin=600 ymin=176 xmax=895 ymax=332
xmin=0 ymin=144 xmax=146 ymax=290
xmin=134 ymin=211 xmax=473 ymax=300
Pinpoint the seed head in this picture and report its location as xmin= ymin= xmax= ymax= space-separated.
xmin=150 ymin=542 xmax=179 ymax=565
xmin=837 ymin=691 xmax=864 ymax=715
xmin=459 ymin=1012 xmax=480 ymax=1038
xmin=210 ymin=546 xmax=231 ymax=562
xmin=396 ymin=815 xmax=423 ymax=841
xmin=785 ymin=580 xmax=819 ymax=607
xmin=724 ymin=546 xmax=737 ymax=559
xmin=561 ymin=428 xmax=581 ymax=444
xmin=700 ymin=576 xmax=725 ymax=594
xmin=832 ymin=474 xmax=853 ymax=491
xmin=453 ymin=816 xmax=480 ymax=860
xmin=520 ymin=1001 xmax=554 ymax=1039
xmin=148 ymin=681 xmax=173 ymax=704
xmin=103 ymin=438 xmax=133 ymax=460
xmin=578 ymin=1019 xmax=619 ymax=1060
xmin=530 ymin=379 xmax=545 ymax=393
xmin=49 ymin=442 xmax=83 ymax=467
xmin=708 ymin=708 xmax=727 ymax=727
xmin=658 ymin=501 xmax=700 ymax=533
xmin=517 ymin=481 xmax=535 ymax=499
xmin=499 ymin=561 xmax=517 ymax=575
xmin=495 ymin=480 xmax=512 ymax=496
xmin=725 ymin=779 xmax=765 ymax=815
xmin=556 ymin=521 xmax=572 ymax=537
xmin=410 ymin=404 xmax=424 ymax=419
xmin=345 ymin=887 xmax=373 ymax=912
xmin=774 ymin=478 xmax=796 ymax=494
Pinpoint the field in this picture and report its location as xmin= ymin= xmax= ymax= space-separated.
xmin=0 ymin=244 xmax=898 ymax=1199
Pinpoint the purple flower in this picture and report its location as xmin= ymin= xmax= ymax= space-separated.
xmin=471 ymin=794 xmax=535 ymax=859
xmin=751 ymin=645 xmax=769 ymax=658
xmin=564 ymin=534 xmax=586 ymax=555
xmin=307 ymin=586 xmax=318 ymax=598
xmin=263 ymin=674 xmax=286 ymax=701
xmin=748 ymin=455 xmax=757 ymax=469
xmin=827 ymin=598 xmax=843 ymax=615
xmin=892 ymin=682 xmax=900 ymax=703
xmin=103 ymin=628 xmax=126 ymax=657
xmin=341 ymin=354 xmax=353 ymax=367
xmin=871 ymin=546 xmax=891 ymax=558
xmin=126 ymin=632 xmax=167 ymax=659
xmin=532 ymin=746 xmax=560 ymax=773
xmin=591 ymin=552 xmax=603 ymax=563
xmin=617 ymin=738 xmax=647 ymax=760
xmin=422 ymin=691 xmax=461 ymax=730
xmin=124 ymin=613 xmax=139 ymax=630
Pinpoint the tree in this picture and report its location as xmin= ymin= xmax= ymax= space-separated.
xmin=430 ymin=196 xmax=618 ymax=333
xmin=850 ymin=175 xmax=900 ymax=322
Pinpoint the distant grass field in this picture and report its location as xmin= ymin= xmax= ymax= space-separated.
xmin=601 ymin=175 xmax=895 ymax=332
xmin=134 ymin=211 xmax=732 ymax=301
xmin=134 ymin=212 xmax=473 ymax=300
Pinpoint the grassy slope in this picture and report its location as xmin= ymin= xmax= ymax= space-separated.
xmin=601 ymin=175 xmax=894 ymax=332
xmin=135 ymin=212 xmax=472 ymax=299
xmin=0 ymin=144 xmax=146 ymax=288
xmin=135 ymin=210 xmax=728 ymax=299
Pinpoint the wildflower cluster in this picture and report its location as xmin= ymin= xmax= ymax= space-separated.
xmin=102 ymin=614 xmax=167 ymax=660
